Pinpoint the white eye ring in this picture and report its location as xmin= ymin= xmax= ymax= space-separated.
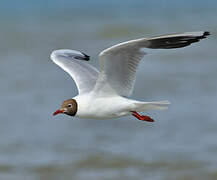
xmin=67 ymin=104 xmax=72 ymax=108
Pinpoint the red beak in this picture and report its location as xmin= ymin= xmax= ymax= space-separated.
xmin=53 ymin=109 xmax=64 ymax=116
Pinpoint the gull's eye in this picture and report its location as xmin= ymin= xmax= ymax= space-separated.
xmin=67 ymin=104 xmax=72 ymax=108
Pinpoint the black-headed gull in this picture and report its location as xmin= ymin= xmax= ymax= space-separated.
xmin=51 ymin=31 xmax=209 ymax=122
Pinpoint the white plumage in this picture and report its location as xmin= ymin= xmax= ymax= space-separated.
xmin=51 ymin=31 xmax=209 ymax=120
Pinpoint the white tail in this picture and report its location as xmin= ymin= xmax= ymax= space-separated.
xmin=133 ymin=100 xmax=170 ymax=112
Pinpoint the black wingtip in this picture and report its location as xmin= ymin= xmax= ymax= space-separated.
xmin=81 ymin=52 xmax=90 ymax=61
xmin=74 ymin=52 xmax=90 ymax=61
xmin=203 ymin=31 xmax=210 ymax=37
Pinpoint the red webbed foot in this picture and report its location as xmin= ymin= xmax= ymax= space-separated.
xmin=131 ymin=111 xmax=154 ymax=122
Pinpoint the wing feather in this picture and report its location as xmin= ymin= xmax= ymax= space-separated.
xmin=94 ymin=31 xmax=209 ymax=97
xmin=51 ymin=49 xmax=99 ymax=95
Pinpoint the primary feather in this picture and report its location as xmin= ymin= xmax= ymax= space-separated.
xmin=93 ymin=31 xmax=210 ymax=97
xmin=50 ymin=49 xmax=99 ymax=95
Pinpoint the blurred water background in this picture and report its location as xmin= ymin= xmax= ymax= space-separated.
xmin=0 ymin=0 xmax=217 ymax=179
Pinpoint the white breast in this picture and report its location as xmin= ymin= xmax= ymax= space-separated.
xmin=74 ymin=94 xmax=133 ymax=119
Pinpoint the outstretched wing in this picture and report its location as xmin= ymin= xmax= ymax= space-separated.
xmin=51 ymin=49 xmax=99 ymax=95
xmin=93 ymin=31 xmax=210 ymax=97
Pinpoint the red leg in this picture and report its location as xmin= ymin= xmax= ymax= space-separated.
xmin=131 ymin=111 xmax=154 ymax=122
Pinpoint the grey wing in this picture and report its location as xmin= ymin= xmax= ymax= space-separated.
xmin=51 ymin=49 xmax=99 ymax=95
xmin=94 ymin=31 xmax=209 ymax=97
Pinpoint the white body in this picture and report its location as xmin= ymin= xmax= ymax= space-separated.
xmin=74 ymin=94 xmax=133 ymax=119
xmin=50 ymin=31 xmax=209 ymax=119
xmin=74 ymin=93 xmax=169 ymax=119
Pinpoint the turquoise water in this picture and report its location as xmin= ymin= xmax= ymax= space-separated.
xmin=0 ymin=1 xmax=217 ymax=179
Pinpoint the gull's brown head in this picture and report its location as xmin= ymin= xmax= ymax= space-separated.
xmin=53 ymin=99 xmax=77 ymax=116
